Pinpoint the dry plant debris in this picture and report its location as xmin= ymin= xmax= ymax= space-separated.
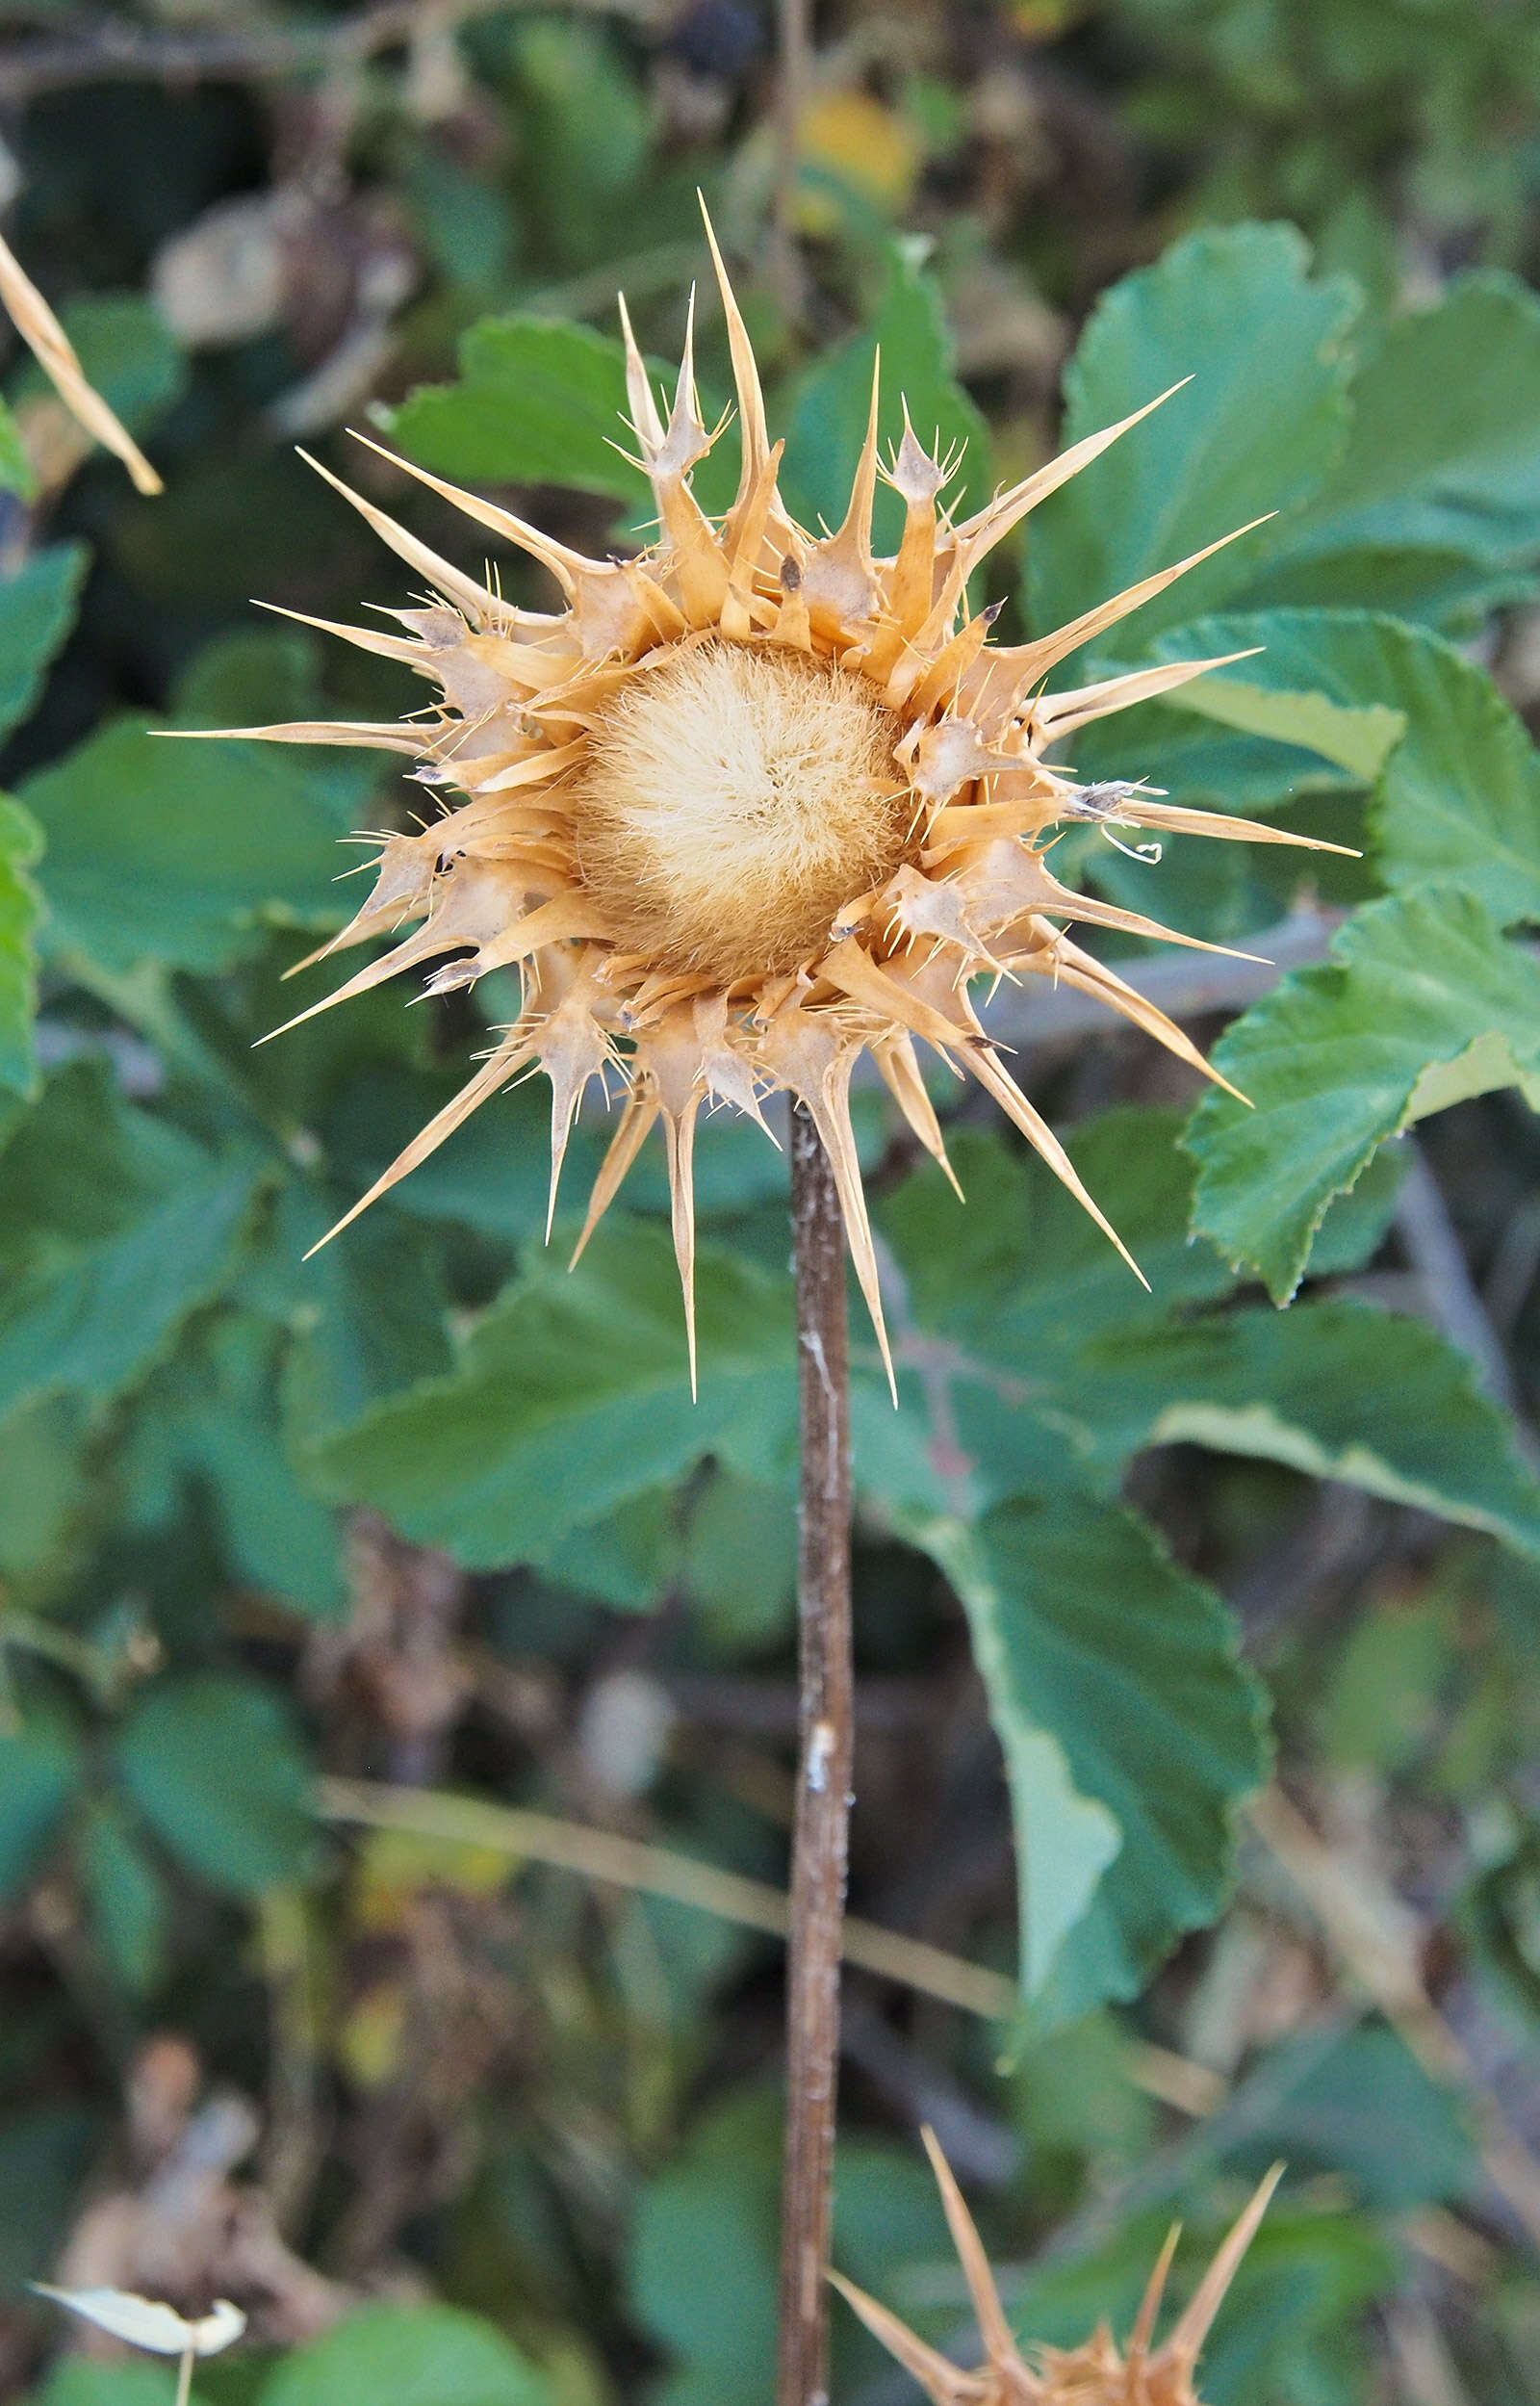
xmin=0 ymin=225 xmax=162 ymax=494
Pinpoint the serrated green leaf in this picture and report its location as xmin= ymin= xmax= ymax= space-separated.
xmin=261 ymin=2305 xmax=551 ymax=2406
xmin=1146 ymin=608 xmax=1540 ymax=919
xmin=310 ymin=1219 xmax=796 ymax=1566
xmin=1027 ymin=224 xmax=1359 ymax=660
xmin=781 ymin=245 xmax=990 ymax=555
xmin=116 ymin=1673 xmax=313 ymax=1897
xmin=0 ymin=544 xmax=88 ymax=745
xmin=1245 ymin=272 xmax=1540 ymax=624
xmin=1155 ymin=663 xmax=1403 ymax=786
xmin=0 ymin=1063 xmax=265 ymax=1418
xmin=0 ymin=1712 xmax=80 ymax=1902
xmin=24 ymin=710 xmax=377 ymax=976
xmin=892 ymin=1516 xmax=1120 ymax=1998
xmin=1186 ymin=888 xmax=1540 ymax=1300
xmin=911 ymin=1496 xmax=1266 ymax=2021
xmin=1290 ymin=1140 xmax=1407 ymax=1276
xmin=390 ymin=315 xmax=650 ymax=504
xmin=1092 ymin=1299 xmax=1540 ymax=1556
xmin=0 ymin=794 xmax=43 ymax=1097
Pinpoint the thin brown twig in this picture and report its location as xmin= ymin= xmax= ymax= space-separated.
xmin=778 ymin=1100 xmax=856 ymax=2406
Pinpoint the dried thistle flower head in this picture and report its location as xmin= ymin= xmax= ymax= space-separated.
xmin=833 ymin=2130 xmax=1283 ymax=2406
xmin=194 ymin=202 xmax=1342 ymax=1391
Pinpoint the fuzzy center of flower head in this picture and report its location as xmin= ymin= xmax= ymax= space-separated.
xmin=575 ymin=639 xmax=907 ymax=980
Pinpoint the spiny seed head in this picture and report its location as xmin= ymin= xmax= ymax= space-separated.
xmin=192 ymin=199 xmax=1345 ymax=1395
xmin=574 ymin=640 xmax=906 ymax=981
xmin=833 ymin=2131 xmax=1282 ymax=2406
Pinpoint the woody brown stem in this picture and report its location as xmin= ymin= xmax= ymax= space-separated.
xmin=778 ymin=1101 xmax=855 ymax=2406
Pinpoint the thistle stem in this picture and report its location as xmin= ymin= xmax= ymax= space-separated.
xmin=778 ymin=1100 xmax=855 ymax=2406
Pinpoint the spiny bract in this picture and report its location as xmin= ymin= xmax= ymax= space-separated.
xmin=198 ymin=204 xmax=1339 ymax=1393
xmin=833 ymin=2130 xmax=1282 ymax=2406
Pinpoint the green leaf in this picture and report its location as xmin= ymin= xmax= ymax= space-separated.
xmin=38 ymin=2364 xmax=174 ymax=2406
xmin=261 ymin=1184 xmax=454 ymax=1450
xmin=0 ymin=544 xmax=88 ymax=744
xmin=1186 ymin=888 xmax=1540 ymax=1300
xmin=629 ymin=2089 xmax=780 ymax=2406
xmin=126 ymin=1315 xmax=346 ymax=1621
xmin=868 ymin=1116 xmax=1245 ymax=1525
xmin=683 ymin=1470 xmax=797 ymax=1650
xmin=0 ymin=795 xmax=43 ymax=1097
xmin=781 ymin=245 xmax=991 ymax=555
xmin=911 ymin=1496 xmax=1267 ymax=2021
xmin=0 ymin=1712 xmax=80 ymax=1902
xmin=80 ymin=1798 xmax=168 ymax=1993
xmin=261 ymin=2305 xmax=551 ymax=2406
xmin=390 ymin=315 xmax=650 ymax=504
xmin=1100 ymin=1299 xmax=1540 ymax=1558
xmin=876 ymin=1112 xmax=1540 ymax=1554
xmin=1145 ymin=608 xmax=1540 ymax=920
xmin=169 ymin=627 xmax=343 ymax=730
xmin=13 ymin=295 xmax=186 ymax=442
xmin=896 ymin=1518 xmax=1120 ymax=1998
xmin=0 ymin=2107 xmax=98 ymax=2294
xmin=318 ymin=1064 xmax=585 ymax=1246
xmin=0 ymin=1064 xmax=265 ymax=1418
xmin=116 ymin=1673 xmax=313 ymax=1897
xmin=1226 ymin=2026 xmax=1475 ymax=2212
xmin=23 ymin=711 xmax=376 ymax=976
xmin=0 ymin=393 xmax=34 ymax=498
xmin=502 ymin=15 xmax=653 ymax=274
xmin=1245 ymin=272 xmax=1540 ymax=625
xmin=311 ymin=1219 xmax=796 ymax=1566
xmin=540 ymin=1486 xmax=680 ymax=1610
xmin=0 ymin=1394 xmax=90 ymax=1579
xmin=1027 ymin=224 xmax=1359 ymax=659
xmin=631 ymin=2092 xmax=953 ymax=2406
xmin=1148 ymin=657 xmax=1403 ymax=786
